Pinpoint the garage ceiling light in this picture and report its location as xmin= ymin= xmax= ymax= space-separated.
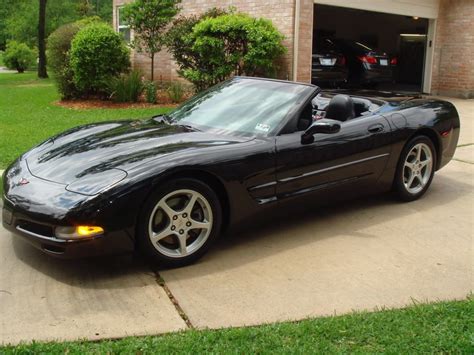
xmin=400 ymin=34 xmax=427 ymax=37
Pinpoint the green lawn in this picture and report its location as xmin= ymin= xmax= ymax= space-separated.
xmin=1 ymin=297 xmax=473 ymax=353
xmin=0 ymin=72 xmax=171 ymax=169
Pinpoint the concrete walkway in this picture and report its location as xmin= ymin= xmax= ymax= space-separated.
xmin=0 ymin=98 xmax=472 ymax=345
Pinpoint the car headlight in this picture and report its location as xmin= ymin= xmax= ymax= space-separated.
xmin=55 ymin=225 xmax=104 ymax=240
xmin=65 ymin=169 xmax=127 ymax=196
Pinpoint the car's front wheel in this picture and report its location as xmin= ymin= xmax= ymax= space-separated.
xmin=394 ymin=135 xmax=437 ymax=201
xmin=137 ymin=178 xmax=222 ymax=268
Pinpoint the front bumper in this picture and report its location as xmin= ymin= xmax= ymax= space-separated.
xmin=2 ymin=200 xmax=134 ymax=258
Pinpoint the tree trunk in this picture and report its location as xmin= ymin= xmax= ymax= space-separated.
xmin=37 ymin=0 xmax=48 ymax=78
xmin=151 ymin=53 xmax=155 ymax=81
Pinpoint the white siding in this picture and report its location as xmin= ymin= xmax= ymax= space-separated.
xmin=314 ymin=0 xmax=440 ymax=19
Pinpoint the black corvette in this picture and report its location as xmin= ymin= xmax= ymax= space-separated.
xmin=2 ymin=77 xmax=460 ymax=267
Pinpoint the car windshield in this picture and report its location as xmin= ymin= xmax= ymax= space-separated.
xmin=167 ymin=78 xmax=313 ymax=136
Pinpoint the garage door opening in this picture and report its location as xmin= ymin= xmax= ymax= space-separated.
xmin=312 ymin=4 xmax=429 ymax=93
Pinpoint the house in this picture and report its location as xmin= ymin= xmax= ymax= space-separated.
xmin=113 ymin=0 xmax=474 ymax=98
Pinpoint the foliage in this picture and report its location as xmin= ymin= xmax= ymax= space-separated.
xmin=70 ymin=23 xmax=130 ymax=97
xmin=47 ymin=17 xmax=100 ymax=99
xmin=0 ymin=73 xmax=170 ymax=169
xmin=167 ymin=12 xmax=286 ymax=91
xmin=122 ymin=0 xmax=181 ymax=80
xmin=144 ymin=81 xmax=157 ymax=104
xmin=3 ymin=41 xmax=36 ymax=73
xmin=0 ymin=294 xmax=472 ymax=353
xmin=109 ymin=70 xmax=144 ymax=102
xmin=0 ymin=0 xmax=112 ymax=50
xmin=165 ymin=7 xmax=228 ymax=91
xmin=167 ymin=81 xmax=185 ymax=103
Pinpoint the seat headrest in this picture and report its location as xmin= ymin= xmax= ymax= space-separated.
xmin=325 ymin=94 xmax=355 ymax=122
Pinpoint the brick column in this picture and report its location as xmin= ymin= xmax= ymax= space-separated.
xmin=294 ymin=0 xmax=314 ymax=83
xmin=431 ymin=0 xmax=474 ymax=98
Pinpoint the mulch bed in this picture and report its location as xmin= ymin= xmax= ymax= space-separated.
xmin=54 ymin=100 xmax=179 ymax=110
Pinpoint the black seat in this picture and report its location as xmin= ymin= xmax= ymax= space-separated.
xmin=325 ymin=94 xmax=355 ymax=122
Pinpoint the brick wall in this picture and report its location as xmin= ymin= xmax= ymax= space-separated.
xmin=113 ymin=0 xmax=301 ymax=83
xmin=432 ymin=0 xmax=474 ymax=98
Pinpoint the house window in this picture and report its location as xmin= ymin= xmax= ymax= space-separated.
xmin=117 ymin=6 xmax=131 ymax=42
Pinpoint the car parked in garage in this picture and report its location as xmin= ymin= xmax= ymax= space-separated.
xmin=311 ymin=38 xmax=348 ymax=87
xmin=332 ymin=38 xmax=396 ymax=87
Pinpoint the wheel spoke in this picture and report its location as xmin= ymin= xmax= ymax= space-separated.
xmin=404 ymin=161 xmax=415 ymax=170
xmin=150 ymin=226 xmax=175 ymax=243
xmin=177 ymin=234 xmax=187 ymax=256
xmin=190 ymin=218 xmax=211 ymax=230
xmin=183 ymin=193 xmax=198 ymax=215
xmin=406 ymin=173 xmax=416 ymax=188
xmin=158 ymin=200 xmax=177 ymax=219
xmin=420 ymin=158 xmax=431 ymax=168
xmin=416 ymin=146 xmax=422 ymax=161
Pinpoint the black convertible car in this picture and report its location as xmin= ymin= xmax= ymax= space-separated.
xmin=2 ymin=77 xmax=460 ymax=267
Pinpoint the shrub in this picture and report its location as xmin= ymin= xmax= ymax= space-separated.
xmin=47 ymin=17 xmax=101 ymax=99
xmin=3 ymin=41 xmax=36 ymax=73
xmin=166 ymin=11 xmax=286 ymax=91
xmin=165 ymin=8 xmax=228 ymax=91
xmin=167 ymin=81 xmax=185 ymax=103
xmin=109 ymin=70 xmax=144 ymax=102
xmin=144 ymin=81 xmax=157 ymax=104
xmin=70 ymin=23 xmax=130 ymax=97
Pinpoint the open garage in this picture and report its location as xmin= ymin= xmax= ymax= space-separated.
xmin=311 ymin=1 xmax=437 ymax=92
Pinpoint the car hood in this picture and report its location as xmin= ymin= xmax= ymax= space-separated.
xmin=25 ymin=119 xmax=251 ymax=185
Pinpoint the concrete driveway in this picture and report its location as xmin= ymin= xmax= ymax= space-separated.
xmin=0 ymin=98 xmax=473 ymax=345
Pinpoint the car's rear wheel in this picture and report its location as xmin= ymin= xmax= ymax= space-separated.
xmin=137 ymin=178 xmax=222 ymax=268
xmin=394 ymin=135 xmax=436 ymax=201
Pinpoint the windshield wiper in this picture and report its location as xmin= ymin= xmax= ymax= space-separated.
xmin=152 ymin=114 xmax=172 ymax=124
xmin=177 ymin=123 xmax=201 ymax=132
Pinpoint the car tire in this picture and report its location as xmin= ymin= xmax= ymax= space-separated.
xmin=394 ymin=135 xmax=437 ymax=202
xmin=137 ymin=178 xmax=222 ymax=268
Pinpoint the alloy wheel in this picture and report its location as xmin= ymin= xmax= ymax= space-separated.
xmin=148 ymin=189 xmax=213 ymax=258
xmin=403 ymin=143 xmax=433 ymax=195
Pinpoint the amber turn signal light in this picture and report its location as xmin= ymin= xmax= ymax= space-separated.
xmin=55 ymin=225 xmax=104 ymax=240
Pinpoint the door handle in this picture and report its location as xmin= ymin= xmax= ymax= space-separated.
xmin=368 ymin=124 xmax=384 ymax=133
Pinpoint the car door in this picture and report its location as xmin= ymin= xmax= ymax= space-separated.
xmin=275 ymin=114 xmax=392 ymax=200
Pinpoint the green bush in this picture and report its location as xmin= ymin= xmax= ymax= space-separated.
xmin=109 ymin=70 xmax=144 ymax=103
xmin=3 ymin=41 xmax=36 ymax=73
xmin=165 ymin=8 xmax=228 ymax=91
xmin=70 ymin=23 xmax=130 ymax=97
xmin=47 ymin=17 xmax=101 ymax=99
xmin=167 ymin=81 xmax=185 ymax=103
xmin=166 ymin=11 xmax=286 ymax=91
xmin=144 ymin=81 xmax=157 ymax=104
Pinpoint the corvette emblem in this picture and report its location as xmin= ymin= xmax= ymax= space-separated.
xmin=18 ymin=178 xmax=29 ymax=186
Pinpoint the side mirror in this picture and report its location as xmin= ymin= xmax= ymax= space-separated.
xmin=301 ymin=119 xmax=341 ymax=144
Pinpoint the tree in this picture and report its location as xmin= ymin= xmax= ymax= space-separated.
xmin=38 ymin=0 xmax=48 ymax=78
xmin=123 ymin=0 xmax=181 ymax=81
xmin=1 ymin=0 xmax=113 ymax=50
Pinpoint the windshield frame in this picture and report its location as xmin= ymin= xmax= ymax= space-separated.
xmin=165 ymin=77 xmax=318 ymax=138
